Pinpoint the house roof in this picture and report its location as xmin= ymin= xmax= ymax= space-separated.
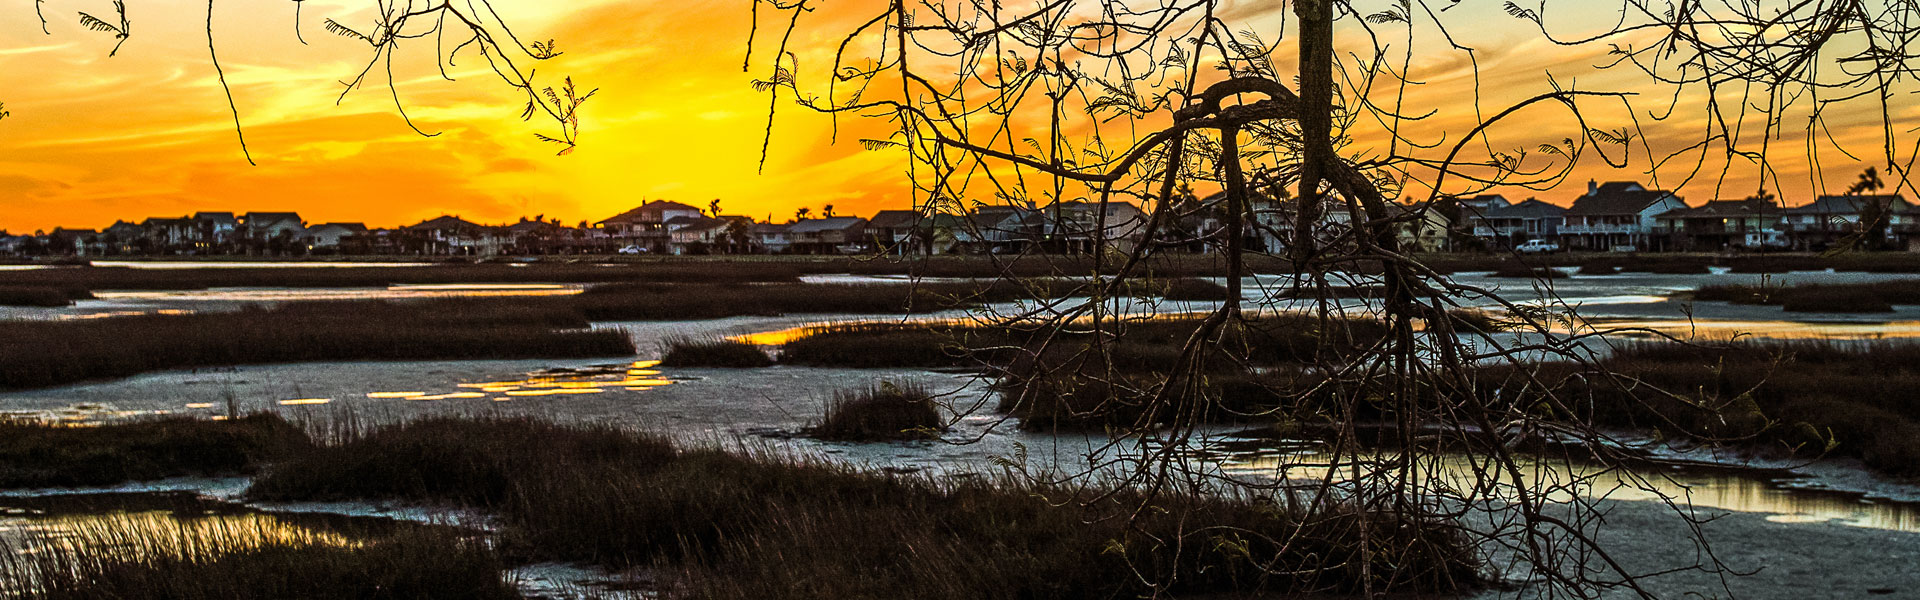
xmin=787 ymin=217 xmax=867 ymax=233
xmin=753 ymin=223 xmax=791 ymax=234
xmin=668 ymin=216 xmax=730 ymax=231
xmin=1656 ymin=198 xmax=1784 ymax=220
xmin=308 ymin=222 xmax=369 ymax=233
xmin=597 ymin=201 xmax=704 ymax=225
xmin=1786 ymin=194 xmax=1914 ymax=215
xmin=867 ymin=210 xmax=923 ymax=229
xmin=1566 ymin=186 xmax=1678 ymax=216
xmin=192 ymin=212 xmax=238 ymax=224
xmin=406 ymin=215 xmax=487 ymax=231
xmin=243 ymin=212 xmax=303 ymax=223
xmin=1482 ymin=199 xmax=1566 ymax=219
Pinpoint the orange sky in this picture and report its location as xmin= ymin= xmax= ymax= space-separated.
xmin=1 ymin=1 xmax=1909 ymax=233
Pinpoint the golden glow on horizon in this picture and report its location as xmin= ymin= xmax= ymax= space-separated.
xmin=0 ymin=1 xmax=1900 ymax=233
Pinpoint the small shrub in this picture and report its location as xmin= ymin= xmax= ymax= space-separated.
xmin=660 ymin=337 xmax=773 ymax=368
xmin=808 ymin=383 xmax=946 ymax=441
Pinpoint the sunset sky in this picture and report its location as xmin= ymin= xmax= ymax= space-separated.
xmin=0 ymin=1 xmax=1907 ymax=233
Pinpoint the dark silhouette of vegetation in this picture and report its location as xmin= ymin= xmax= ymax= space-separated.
xmin=250 ymin=417 xmax=1478 ymax=597
xmin=0 ymin=415 xmax=310 ymax=488
xmin=659 ymin=336 xmax=774 ymax=368
xmin=1 ymin=523 xmax=516 ymax=600
xmin=1696 ymin=280 xmax=1920 ymax=313
xmin=0 ymin=301 xmax=633 ymax=390
xmin=808 ymin=382 xmax=945 ymax=441
xmin=0 ymin=286 xmax=91 ymax=307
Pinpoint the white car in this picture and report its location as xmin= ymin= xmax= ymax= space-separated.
xmin=1515 ymin=239 xmax=1561 ymax=254
xmin=616 ymin=245 xmax=644 ymax=255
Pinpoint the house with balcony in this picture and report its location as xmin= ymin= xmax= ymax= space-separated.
xmin=1653 ymin=198 xmax=1789 ymax=251
xmin=303 ymin=223 xmax=369 ymax=253
xmin=1467 ymin=199 xmax=1565 ymax=249
xmin=867 ymin=210 xmax=926 ymax=255
xmin=753 ymin=222 xmax=794 ymax=253
xmin=667 ymin=215 xmax=753 ymax=254
xmin=597 ymin=201 xmax=704 ymax=253
xmin=1557 ymin=181 xmax=1687 ymax=251
xmin=1785 ymin=194 xmax=1916 ymax=250
xmin=787 ymin=217 xmax=869 ymax=254
xmin=406 ymin=215 xmax=505 ymax=256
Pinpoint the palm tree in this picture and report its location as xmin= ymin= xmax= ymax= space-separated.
xmin=795 ymin=207 xmax=811 ymax=221
xmin=822 ymin=204 xmax=836 ymax=218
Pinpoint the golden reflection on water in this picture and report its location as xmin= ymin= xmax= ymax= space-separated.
xmin=353 ymin=361 xmax=676 ymax=404
xmin=1218 ymin=449 xmax=1920 ymax=533
xmin=1577 ymin=318 xmax=1920 ymax=340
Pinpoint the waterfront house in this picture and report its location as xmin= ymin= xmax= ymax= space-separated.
xmin=1467 ymin=199 xmax=1565 ymax=249
xmin=597 ymin=200 xmax=704 ymax=253
xmin=787 ymin=217 xmax=869 ymax=254
xmin=753 ymin=222 xmax=794 ymax=253
xmin=1786 ymin=194 xmax=1916 ymax=250
xmin=1558 ymin=181 xmax=1687 ymax=251
xmin=867 ymin=210 xmax=924 ymax=254
xmin=190 ymin=212 xmax=240 ymax=249
xmin=1653 ymin=198 xmax=1789 ymax=251
xmin=666 ymin=215 xmax=748 ymax=254
xmin=406 ymin=215 xmax=503 ymax=256
xmin=303 ymin=223 xmax=370 ymax=252
xmin=241 ymin=212 xmax=305 ymax=238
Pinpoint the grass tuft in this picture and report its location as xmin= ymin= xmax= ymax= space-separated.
xmin=808 ymin=382 xmax=945 ymax=441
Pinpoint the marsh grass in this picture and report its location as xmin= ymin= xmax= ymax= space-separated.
xmin=571 ymin=282 xmax=997 ymax=319
xmin=1444 ymin=309 xmax=1510 ymax=333
xmin=658 ymin=336 xmax=773 ymax=368
xmin=1485 ymin=340 xmax=1920 ymax=476
xmin=1158 ymin=277 xmax=1237 ymax=300
xmin=0 ymin=516 xmax=516 ymax=600
xmin=1489 ymin=266 xmax=1568 ymax=279
xmin=0 ymin=286 xmax=91 ymax=307
xmin=808 ymin=382 xmax=945 ymax=441
xmin=0 ymin=415 xmax=311 ymax=489
xmin=0 ymin=263 xmax=803 ymax=292
xmin=248 ymin=418 xmax=1477 ymax=598
xmin=0 ymin=301 xmax=634 ymax=390
xmin=1696 ymin=280 xmax=1918 ymax=312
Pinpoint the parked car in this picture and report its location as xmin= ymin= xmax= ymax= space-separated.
xmin=1516 ymin=239 xmax=1561 ymax=254
xmin=617 ymin=245 xmax=644 ymax=255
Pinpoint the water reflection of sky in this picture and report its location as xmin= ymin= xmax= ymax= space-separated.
xmin=307 ymin=361 xmax=674 ymax=408
xmin=1204 ymin=440 xmax=1920 ymax=533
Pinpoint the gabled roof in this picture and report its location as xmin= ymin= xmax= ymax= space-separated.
xmin=1594 ymin=181 xmax=1645 ymax=196
xmin=1656 ymin=198 xmax=1783 ymax=220
xmin=753 ymin=223 xmax=791 ymax=234
xmin=868 ymin=210 xmax=923 ymax=229
xmin=667 ymin=216 xmax=730 ymax=231
xmin=1786 ymin=194 xmax=1913 ymax=215
xmin=787 ymin=217 xmax=866 ymax=233
xmin=192 ymin=212 xmax=238 ymax=224
xmin=1481 ymin=199 xmax=1565 ymax=219
xmin=407 ymin=215 xmax=487 ymax=231
xmin=1566 ymin=185 xmax=1678 ymax=216
xmin=243 ymin=212 xmax=303 ymax=223
xmin=597 ymin=201 xmax=704 ymax=225
xmin=308 ymin=222 xmax=369 ymax=233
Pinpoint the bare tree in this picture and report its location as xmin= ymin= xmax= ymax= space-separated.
xmin=727 ymin=0 xmax=1920 ymax=597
